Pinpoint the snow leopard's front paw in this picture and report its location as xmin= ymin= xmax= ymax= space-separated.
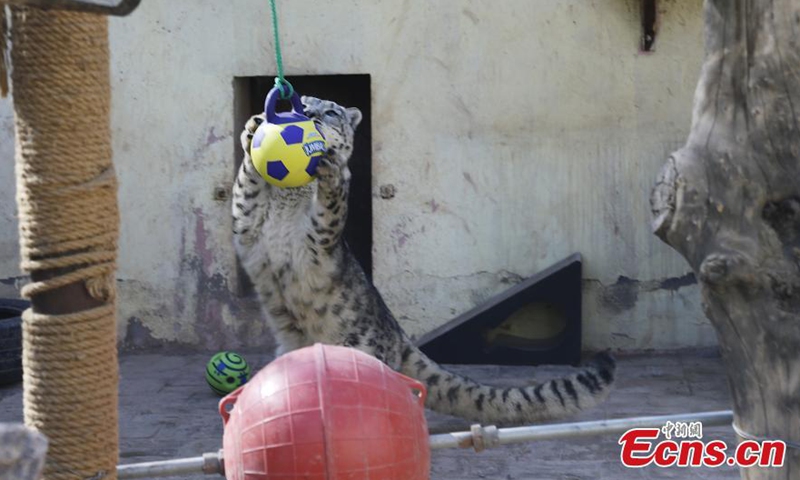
xmin=240 ymin=113 xmax=266 ymax=154
xmin=315 ymin=149 xmax=345 ymax=188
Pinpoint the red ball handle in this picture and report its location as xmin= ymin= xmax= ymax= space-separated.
xmin=397 ymin=373 xmax=427 ymax=407
xmin=218 ymin=386 xmax=244 ymax=425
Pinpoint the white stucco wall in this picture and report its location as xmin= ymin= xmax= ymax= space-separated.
xmin=0 ymin=0 xmax=715 ymax=352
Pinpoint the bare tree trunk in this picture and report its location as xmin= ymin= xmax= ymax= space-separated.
xmin=651 ymin=1 xmax=800 ymax=478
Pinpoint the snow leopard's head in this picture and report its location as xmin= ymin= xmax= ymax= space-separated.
xmin=302 ymin=96 xmax=362 ymax=160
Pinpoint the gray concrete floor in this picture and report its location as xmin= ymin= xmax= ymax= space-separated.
xmin=0 ymin=350 xmax=737 ymax=479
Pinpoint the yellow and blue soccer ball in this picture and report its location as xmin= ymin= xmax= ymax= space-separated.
xmin=205 ymin=351 xmax=251 ymax=396
xmin=250 ymin=120 xmax=326 ymax=188
xmin=250 ymin=86 xmax=327 ymax=188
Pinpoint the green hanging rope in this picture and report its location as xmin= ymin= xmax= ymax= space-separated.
xmin=269 ymin=0 xmax=293 ymax=99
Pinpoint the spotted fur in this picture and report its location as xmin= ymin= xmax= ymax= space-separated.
xmin=232 ymin=96 xmax=616 ymax=425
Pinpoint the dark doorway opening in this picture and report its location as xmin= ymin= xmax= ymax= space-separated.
xmin=233 ymin=74 xmax=372 ymax=296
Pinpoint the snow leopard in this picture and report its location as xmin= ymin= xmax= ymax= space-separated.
xmin=231 ymin=96 xmax=616 ymax=425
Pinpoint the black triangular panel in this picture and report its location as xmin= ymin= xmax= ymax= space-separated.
xmin=415 ymin=253 xmax=582 ymax=366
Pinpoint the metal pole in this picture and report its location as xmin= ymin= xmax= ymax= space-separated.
xmin=118 ymin=452 xmax=223 ymax=479
xmin=429 ymin=410 xmax=734 ymax=450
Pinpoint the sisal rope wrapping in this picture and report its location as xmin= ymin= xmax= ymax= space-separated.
xmin=10 ymin=7 xmax=119 ymax=480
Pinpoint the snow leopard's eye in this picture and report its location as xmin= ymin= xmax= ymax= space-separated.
xmin=324 ymin=109 xmax=341 ymax=119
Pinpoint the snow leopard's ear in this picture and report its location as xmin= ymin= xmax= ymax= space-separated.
xmin=346 ymin=107 xmax=362 ymax=129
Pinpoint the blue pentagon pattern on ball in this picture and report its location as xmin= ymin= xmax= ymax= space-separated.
xmin=280 ymin=125 xmax=304 ymax=145
xmin=305 ymin=156 xmax=320 ymax=176
xmin=267 ymin=160 xmax=290 ymax=180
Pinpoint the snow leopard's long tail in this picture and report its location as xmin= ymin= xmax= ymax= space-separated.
xmin=399 ymin=342 xmax=616 ymax=425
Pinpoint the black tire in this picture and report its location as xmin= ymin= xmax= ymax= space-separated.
xmin=0 ymin=298 xmax=28 ymax=386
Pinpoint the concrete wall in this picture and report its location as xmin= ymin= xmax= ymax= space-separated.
xmin=0 ymin=0 xmax=716 ymax=352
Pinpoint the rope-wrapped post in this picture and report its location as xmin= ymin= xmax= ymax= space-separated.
xmin=9 ymin=7 xmax=120 ymax=480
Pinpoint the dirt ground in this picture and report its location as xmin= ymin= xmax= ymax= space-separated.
xmin=0 ymin=350 xmax=737 ymax=479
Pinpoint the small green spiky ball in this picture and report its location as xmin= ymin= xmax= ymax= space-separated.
xmin=206 ymin=351 xmax=251 ymax=396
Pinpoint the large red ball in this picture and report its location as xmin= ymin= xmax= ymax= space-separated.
xmin=219 ymin=344 xmax=430 ymax=480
